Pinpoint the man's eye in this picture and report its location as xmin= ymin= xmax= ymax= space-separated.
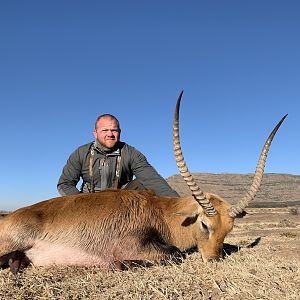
xmin=101 ymin=129 xmax=119 ymax=133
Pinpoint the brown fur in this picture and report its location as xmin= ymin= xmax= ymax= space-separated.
xmin=0 ymin=189 xmax=235 ymax=270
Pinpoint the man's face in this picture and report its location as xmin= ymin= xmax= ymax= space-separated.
xmin=93 ymin=117 xmax=121 ymax=149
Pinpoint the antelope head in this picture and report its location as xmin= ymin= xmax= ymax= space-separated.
xmin=173 ymin=90 xmax=287 ymax=261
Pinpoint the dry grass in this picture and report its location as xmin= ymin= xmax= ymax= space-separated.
xmin=0 ymin=242 xmax=299 ymax=299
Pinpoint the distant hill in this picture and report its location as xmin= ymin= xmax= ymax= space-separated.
xmin=0 ymin=210 xmax=10 ymax=217
xmin=167 ymin=173 xmax=300 ymax=208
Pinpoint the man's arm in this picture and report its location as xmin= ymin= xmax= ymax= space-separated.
xmin=129 ymin=147 xmax=179 ymax=197
xmin=57 ymin=148 xmax=82 ymax=196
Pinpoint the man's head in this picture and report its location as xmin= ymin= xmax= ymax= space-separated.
xmin=93 ymin=114 xmax=121 ymax=149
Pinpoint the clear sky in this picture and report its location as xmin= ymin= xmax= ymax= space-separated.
xmin=0 ymin=1 xmax=299 ymax=211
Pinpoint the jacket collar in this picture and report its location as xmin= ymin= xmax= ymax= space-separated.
xmin=93 ymin=140 xmax=121 ymax=156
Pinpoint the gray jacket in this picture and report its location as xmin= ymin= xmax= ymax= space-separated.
xmin=57 ymin=141 xmax=179 ymax=197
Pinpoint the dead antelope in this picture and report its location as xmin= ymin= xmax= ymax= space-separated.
xmin=0 ymin=91 xmax=286 ymax=273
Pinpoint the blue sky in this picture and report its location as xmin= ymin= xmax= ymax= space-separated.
xmin=0 ymin=1 xmax=299 ymax=210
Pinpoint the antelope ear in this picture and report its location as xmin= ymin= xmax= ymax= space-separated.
xmin=175 ymin=202 xmax=200 ymax=218
xmin=174 ymin=202 xmax=201 ymax=227
xmin=181 ymin=214 xmax=199 ymax=227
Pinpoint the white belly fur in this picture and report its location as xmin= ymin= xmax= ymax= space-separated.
xmin=25 ymin=240 xmax=109 ymax=267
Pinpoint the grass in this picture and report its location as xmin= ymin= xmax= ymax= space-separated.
xmin=289 ymin=207 xmax=299 ymax=215
xmin=280 ymin=232 xmax=297 ymax=238
xmin=0 ymin=245 xmax=299 ymax=300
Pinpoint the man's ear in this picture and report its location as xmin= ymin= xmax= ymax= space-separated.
xmin=93 ymin=129 xmax=97 ymax=138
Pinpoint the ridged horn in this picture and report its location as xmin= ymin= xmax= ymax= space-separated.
xmin=173 ymin=91 xmax=217 ymax=216
xmin=229 ymin=114 xmax=288 ymax=218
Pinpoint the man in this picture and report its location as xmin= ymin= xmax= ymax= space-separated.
xmin=57 ymin=114 xmax=179 ymax=197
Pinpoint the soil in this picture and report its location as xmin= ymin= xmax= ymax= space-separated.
xmin=226 ymin=207 xmax=300 ymax=261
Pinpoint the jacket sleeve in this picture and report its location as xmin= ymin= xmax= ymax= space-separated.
xmin=128 ymin=147 xmax=179 ymax=197
xmin=57 ymin=148 xmax=83 ymax=196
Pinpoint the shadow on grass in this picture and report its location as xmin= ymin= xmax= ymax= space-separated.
xmin=183 ymin=237 xmax=262 ymax=258
xmin=223 ymin=237 xmax=262 ymax=256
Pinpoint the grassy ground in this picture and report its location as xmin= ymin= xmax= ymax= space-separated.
xmin=0 ymin=248 xmax=299 ymax=299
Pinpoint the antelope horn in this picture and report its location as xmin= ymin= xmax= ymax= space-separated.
xmin=229 ymin=114 xmax=288 ymax=218
xmin=173 ymin=91 xmax=217 ymax=216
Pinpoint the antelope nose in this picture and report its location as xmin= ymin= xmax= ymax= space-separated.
xmin=207 ymin=256 xmax=220 ymax=262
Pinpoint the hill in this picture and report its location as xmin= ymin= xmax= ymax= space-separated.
xmin=167 ymin=173 xmax=300 ymax=208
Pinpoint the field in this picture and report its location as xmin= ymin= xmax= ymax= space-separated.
xmin=0 ymin=206 xmax=299 ymax=300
